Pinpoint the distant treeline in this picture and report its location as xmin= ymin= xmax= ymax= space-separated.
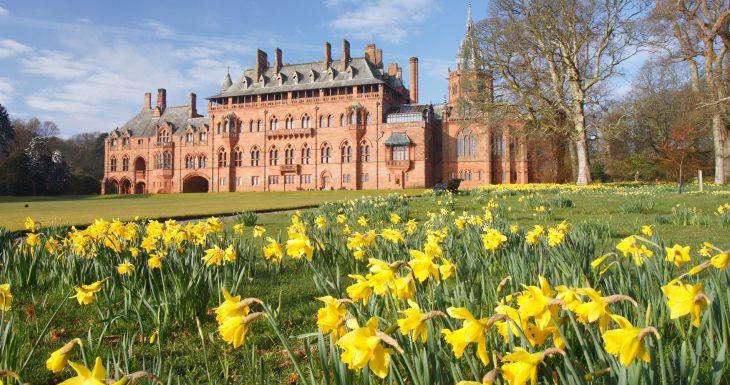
xmin=0 ymin=103 xmax=105 ymax=196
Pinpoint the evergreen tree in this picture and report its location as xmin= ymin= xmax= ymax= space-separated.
xmin=0 ymin=104 xmax=14 ymax=155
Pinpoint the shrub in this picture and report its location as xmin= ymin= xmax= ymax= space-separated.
xmin=619 ymin=200 xmax=657 ymax=214
xmin=235 ymin=211 xmax=258 ymax=226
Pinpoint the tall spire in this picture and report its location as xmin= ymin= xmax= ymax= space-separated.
xmin=456 ymin=0 xmax=484 ymax=71
xmin=467 ymin=0 xmax=473 ymax=31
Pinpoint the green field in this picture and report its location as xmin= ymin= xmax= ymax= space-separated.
xmin=0 ymin=189 xmax=424 ymax=231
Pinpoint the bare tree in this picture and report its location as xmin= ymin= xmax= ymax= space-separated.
xmin=478 ymin=0 xmax=645 ymax=185
xmin=653 ymin=0 xmax=730 ymax=183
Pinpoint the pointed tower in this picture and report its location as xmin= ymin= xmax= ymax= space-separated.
xmin=448 ymin=1 xmax=489 ymax=108
xmin=220 ymin=70 xmax=233 ymax=92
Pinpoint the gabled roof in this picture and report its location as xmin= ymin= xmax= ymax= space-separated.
xmin=384 ymin=132 xmax=414 ymax=146
xmin=210 ymin=57 xmax=405 ymax=98
xmin=115 ymin=106 xmax=208 ymax=138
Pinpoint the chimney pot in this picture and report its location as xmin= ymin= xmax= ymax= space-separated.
xmin=189 ymin=93 xmax=197 ymax=118
xmin=341 ymin=39 xmax=351 ymax=67
xmin=156 ymin=88 xmax=166 ymax=111
xmin=274 ymin=48 xmax=282 ymax=73
xmin=144 ymin=92 xmax=151 ymax=111
xmin=324 ymin=42 xmax=332 ymax=70
xmin=255 ymin=49 xmax=268 ymax=79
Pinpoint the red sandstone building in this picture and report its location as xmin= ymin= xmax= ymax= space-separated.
xmin=103 ymin=9 xmax=535 ymax=194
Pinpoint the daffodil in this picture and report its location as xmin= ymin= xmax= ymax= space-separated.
xmin=380 ymin=228 xmax=405 ymax=243
xmin=346 ymin=274 xmax=372 ymax=304
xmin=710 ymin=252 xmax=728 ymax=269
xmin=147 ymin=254 xmax=162 ymax=269
xmin=408 ymin=250 xmax=440 ymax=282
xmin=263 ymin=237 xmax=284 ymax=263
xmin=58 ymin=357 xmax=113 ymax=385
xmin=46 ymin=338 xmax=82 ymax=373
xmin=641 ymin=225 xmax=653 ymax=236
xmin=286 ymin=233 xmax=314 ymax=260
xmin=233 ymin=223 xmax=245 ymax=234
xmin=390 ymin=213 xmax=401 ymax=223
xmin=73 ymin=280 xmax=105 ymax=305
xmin=500 ymin=347 xmax=544 ymax=385
xmin=25 ymin=217 xmax=37 ymax=232
xmin=442 ymin=307 xmax=491 ymax=365
xmin=219 ymin=315 xmax=250 ymax=348
xmin=602 ymin=315 xmax=655 ymax=366
xmin=482 ymin=228 xmax=507 ymax=250
xmin=337 ymin=317 xmax=393 ymax=379
xmin=661 ymin=281 xmax=708 ymax=327
xmin=525 ymin=226 xmax=544 ymax=245
xmin=397 ymin=300 xmax=428 ymax=343
xmin=315 ymin=215 xmax=327 ymax=229
xmin=665 ymin=244 xmax=691 ymax=267
xmin=0 ymin=283 xmax=12 ymax=310
xmin=26 ymin=233 xmax=41 ymax=247
xmin=203 ymin=245 xmax=226 ymax=266
xmin=116 ymin=260 xmax=134 ymax=275
xmin=357 ymin=216 xmax=368 ymax=226
xmin=316 ymin=296 xmax=348 ymax=340
xmin=616 ymin=236 xmax=654 ymax=265
xmin=516 ymin=276 xmax=559 ymax=329
xmin=253 ymin=225 xmax=266 ymax=237
xmin=214 ymin=288 xmax=250 ymax=323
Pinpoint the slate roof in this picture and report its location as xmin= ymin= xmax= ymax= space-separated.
xmin=112 ymin=106 xmax=208 ymax=138
xmin=384 ymin=132 xmax=414 ymax=146
xmin=210 ymin=57 xmax=405 ymax=98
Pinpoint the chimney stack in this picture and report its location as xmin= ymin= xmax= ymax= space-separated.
xmin=189 ymin=93 xmax=197 ymax=118
xmin=341 ymin=39 xmax=350 ymax=67
xmin=274 ymin=48 xmax=282 ymax=74
xmin=324 ymin=42 xmax=332 ymax=70
xmin=365 ymin=44 xmax=376 ymax=63
xmin=387 ymin=63 xmax=398 ymax=77
xmin=255 ymin=49 xmax=268 ymax=79
xmin=409 ymin=57 xmax=419 ymax=104
xmin=156 ymin=88 xmax=166 ymax=111
xmin=144 ymin=92 xmax=151 ymax=111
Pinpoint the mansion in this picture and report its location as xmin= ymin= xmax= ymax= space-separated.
xmin=103 ymin=8 xmax=543 ymax=195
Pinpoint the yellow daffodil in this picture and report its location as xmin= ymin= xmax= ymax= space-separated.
xmin=710 ymin=253 xmax=728 ymax=269
xmin=0 ymin=283 xmax=12 ymax=310
xmin=337 ymin=317 xmax=392 ymax=379
xmin=286 ymin=233 xmax=314 ymax=261
xmin=573 ymin=288 xmax=623 ymax=330
xmin=408 ymin=250 xmax=440 ymax=282
xmin=316 ymin=296 xmax=348 ymax=341
xmin=482 ymin=228 xmax=507 ymax=250
xmin=390 ymin=213 xmax=401 ymax=224
xmin=337 ymin=214 xmax=347 ymax=223
xmin=148 ymin=254 xmax=162 ymax=269
xmin=357 ymin=216 xmax=368 ymax=226
xmin=26 ymin=233 xmax=41 ymax=247
xmin=525 ymin=226 xmax=544 ymax=245
xmin=665 ymin=244 xmax=691 ymax=267
xmin=442 ymin=307 xmax=491 ymax=365
xmin=214 ymin=288 xmax=250 ymax=323
xmin=380 ymin=228 xmax=405 ymax=243
xmin=46 ymin=338 xmax=82 ymax=373
xmin=59 ymin=357 xmax=126 ymax=385
xmin=233 ymin=223 xmax=245 ymax=234
xmin=25 ymin=217 xmax=37 ymax=232
xmin=509 ymin=225 xmax=520 ymax=234
xmin=219 ymin=315 xmax=250 ymax=348
xmin=116 ymin=260 xmax=134 ymax=275
xmin=602 ymin=315 xmax=655 ymax=366
xmin=547 ymin=228 xmax=565 ymax=246
xmin=346 ymin=274 xmax=372 ymax=304
xmin=73 ymin=280 xmax=105 ymax=305
xmin=661 ymin=281 xmax=708 ymax=327
xmin=397 ymin=300 xmax=428 ymax=343
xmin=500 ymin=347 xmax=544 ymax=385
xmin=641 ymin=225 xmax=653 ymax=236
xmin=516 ymin=276 xmax=559 ymax=329
xmin=315 ymin=215 xmax=327 ymax=229
xmin=253 ymin=225 xmax=266 ymax=237
xmin=263 ymin=237 xmax=284 ymax=263
xmin=203 ymin=245 xmax=225 ymax=266
xmin=616 ymin=236 xmax=654 ymax=265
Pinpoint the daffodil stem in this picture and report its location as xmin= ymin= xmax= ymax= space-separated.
xmin=262 ymin=304 xmax=311 ymax=385
xmin=20 ymin=288 xmax=73 ymax=373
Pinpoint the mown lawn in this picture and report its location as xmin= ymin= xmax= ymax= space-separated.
xmin=0 ymin=189 xmax=424 ymax=231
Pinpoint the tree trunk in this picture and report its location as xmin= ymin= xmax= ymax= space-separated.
xmin=571 ymin=99 xmax=592 ymax=185
xmin=713 ymin=112 xmax=727 ymax=184
xmin=568 ymin=140 xmax=578 ymax=181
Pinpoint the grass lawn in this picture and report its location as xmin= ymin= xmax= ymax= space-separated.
xmin=0 ymin=189 xmax=424 ymax=231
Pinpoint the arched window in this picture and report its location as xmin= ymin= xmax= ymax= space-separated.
xmin=349 ymin=113 xmax=356 ymax=125
xmin=250 ymin=147 xmax=261 ymax=166
xmin=341 ymin=141 xmax=352 ymax=163
xmin=285 ymin=145 xmax=295 ymax=165
xmin=216 ymin=122 xmax=222 ymax=134
xmin=366 ymin=112 xmax=372 ymax=125
xmin=185 ymin=154 xmax=194 ymax=169
xmin=111 ymin=138 xmax=118 ymax=147
xmin=186 ymin=132 xmax=193 ymax=142
xmin=285 ymin=115 xmax=294 ymax=130
xmin=122 ymin=155 xmax=129 ymax=171
xmin=163 ymin=152 xmax=172 ymax=169
xmin=457 ymin=128 xmax=477 ymax=158
xmin=234 ymin=147 xmax=243 ymax=167
xmin=269 ymin=146 xmax=279 ymax=166
xmin=217 ymin=148 xmax=227 ymax=167
xmin=327 ymin=115 xmax=333 ymax=127
xmin=360 ymin=142 xmax=371 ymax=162
xmin=319 ymin=115 xmax=325 ymax=128
xmin=301 ymin=144 xmax=311 ymax=164
xmin=320 ymin=143 xmax=332 ymax=164
xmin=270 ymin=117 xmax=279 ymax=131
xmin=200 ymin=131 xmax=208 ymax=142
xmin=198 ymin=154 xmax=207 ymax=168
xmin=340 ymin=114 xmax=345 ymax=127
xmin=249 ymin=120 xmax=254 ymax=132
xmin=110 ymin=156 xmax=117 ymax=171
xmin=122 ymin=137 xmax=130 ymax=146
xmin=302 ymin=114 xmax=310 ymax=129
xmin=257 ymin=120 xmax=262 ymax=132
xmin=158 ymin=129 xmax=170 ymax=143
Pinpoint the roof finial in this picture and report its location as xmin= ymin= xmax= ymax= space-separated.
xmin=227 ymin=65 xmax=230 ymax=74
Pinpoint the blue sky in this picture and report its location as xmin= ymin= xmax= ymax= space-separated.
xmin=0 ymin=0 xmax=642 ymax=137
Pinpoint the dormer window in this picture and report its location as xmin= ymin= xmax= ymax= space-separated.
xmin=200 ymin=132 xmax=208 ymax=142
xmin=111 ymin=138 xmax=118 ymax=147
xmin=186 ymin=132 xmax=193 ymax=142
xmin=122 ymin=137 xmax=130 ymax=146
xmin=158 ymin=129 xmax=170 ymax=143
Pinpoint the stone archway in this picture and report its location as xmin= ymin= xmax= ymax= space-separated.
xmin=108 ymin=179 xmax=119 ymax=194
xmin=182 ymin=175 xmax=209 ymax=193
xmin=320 ymin=170 xmax=332 ymax=190
xmin=120 ymin=178 xmax=132 ymax=194
xmin=134 ymin=182 xmax=146 ymax=194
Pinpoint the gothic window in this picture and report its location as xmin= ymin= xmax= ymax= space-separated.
xmin=360 ymin=141 xmax=371 ymax=162
xmin=185 ymin=154 xmax=194 ymax=169
xmin=110 ymin=156 xmax=117 ymax=171
xmin=234 ymin=147 xmax=243 ymax=167
xmin=302 ymin=114 xmax=310 ymax=129
xmin=349 ymin=113 xmax=356 ymax=125
xmin=327 ymin=115 xmax=333 ymax=127
xmin=320 ymin=143 xmax=332 ymax=164
xmin=186 ymin=132 xmax=193 ymax=142
xmin=250 ymin=147 xmax=261 ymax=166
xmin=270 ymin=117 xmax=279 ymax=131
xmin=217 ymin=148 xmax=227 ymax=167
xmin=122 ymin=137 xmax=130 ymax=146
xmin=491 ymin=135 xmax=503 ymax=156
xmin=163 ymin=152 xmax=172 ymax=169
xmin=340 ymin=114 xmax=345 ymax=127
xmin=301 ymin=144 xmax=311 ymax=164
xmin=158 ymin=129 xmax=170 ymax=143
xmin=249 ymin=120 xmax=254 ymax=132
xmin=269 ymin=146 xmax=279 ymax=166
xmin=257 ymin=120 xmax=262 ymax=132
xmin=200 ymin=131 xmax=208 ymax=142
xmin=457 ymin=128 xmax=477 ymax=158
xmin=111 ymin=138 xmax=118 ymax=147
xmin=341 ymin=141 xmax=352 ymax=163
xmin=198 ymin=154 xmax=207 ymax=168
xmin=285 ymin=145 xmax=295 ymax=165
xmin=285 ymin=116 xmax=294 ymax=130
xmin=319 ymin=115 xmax=325 ymax=128
xmin=366 ymin=113 xmax=372 ymax=124
xmin=122 ymin=155 xmax=129 ymax=171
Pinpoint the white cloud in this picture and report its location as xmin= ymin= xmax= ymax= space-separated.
xmin=21 ymin=50 xmax=91 ymax=79
xmin=142 ymin=19 xmax=174 ymax=37
xmin=0 ymin=78 xmax=13 ymax=103
xmin=0 ymin=39 xmax=32 ymax=58
xmin=0 ymin=6 xmax=9 ymax=17
xmin=328 ymin=0 xmax=437 ymax=43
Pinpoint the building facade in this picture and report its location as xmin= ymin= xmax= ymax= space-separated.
xmin=103 ymin=8 xmax=535 ymax=194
